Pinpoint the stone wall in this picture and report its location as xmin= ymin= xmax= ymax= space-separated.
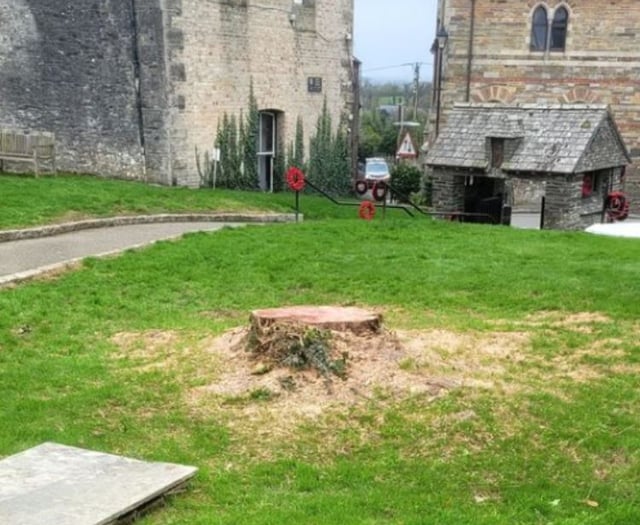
xmin=133 ymin=0 xmax=174 ymax=185
xmin=167 ymin=0 xmax=355 ymax=187
xmin=0 ymin=0 xmax=145 ymax=178
xmin=435 ymin=0 xmax=640 ymax=211
xmin=542 ymin=174 xmax=605 ymax=230
xmin=0 ymin=0 xmax=354 ymax=186
xmin=430 ymin=167 xmax=466 ymax=212
xmin=430 ymin=168 xmax=619 ymax=230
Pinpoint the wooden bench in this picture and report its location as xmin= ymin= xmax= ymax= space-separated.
xmin=0 ymin=129 xmax=56 ymax=177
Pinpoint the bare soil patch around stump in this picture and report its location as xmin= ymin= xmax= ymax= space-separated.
xmin=109 ymin=309 xmax=638 ymax=454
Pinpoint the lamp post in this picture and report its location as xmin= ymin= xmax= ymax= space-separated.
xmin=434 ymin=27 xmax=448 ymax=138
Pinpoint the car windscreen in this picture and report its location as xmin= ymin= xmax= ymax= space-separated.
xmin=366 ymin=162 xmax=388 ymax=175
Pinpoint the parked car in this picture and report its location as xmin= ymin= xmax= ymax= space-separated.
xmin=364 ymin=158 xmax=390 ymax=187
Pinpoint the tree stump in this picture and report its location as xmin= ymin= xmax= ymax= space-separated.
xmin=246 ymin=306 xmax=384 ymax=384
xmin=250 ymin=306 xmax=382 ymax=336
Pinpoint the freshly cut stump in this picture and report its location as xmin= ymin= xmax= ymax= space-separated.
xmin=250 ymin=306 xmax=382 ymax=335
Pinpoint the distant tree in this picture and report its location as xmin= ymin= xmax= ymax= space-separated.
xmin=358 ymin=109 xmax=397 ymax=159
xmin=359 ymin=78 xmax=432 ymax=115
xmin=358 ymin=78 xmax=432 ymax=160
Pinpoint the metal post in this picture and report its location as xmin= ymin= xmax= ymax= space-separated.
xmin=413 ymin=62 xmax=420 ymax=121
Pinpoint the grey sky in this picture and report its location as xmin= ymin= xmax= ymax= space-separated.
xmin=354 ymin=0 xmax=437 ymax=84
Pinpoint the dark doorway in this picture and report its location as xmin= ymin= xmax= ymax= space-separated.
xmin=258 ymin=112 xmax=276 ymax=191
xmin=464 ymin=176 xmax=507 ymax=224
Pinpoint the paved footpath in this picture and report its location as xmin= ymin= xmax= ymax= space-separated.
xmin=0 ymin=214 xmax=296 ymax=286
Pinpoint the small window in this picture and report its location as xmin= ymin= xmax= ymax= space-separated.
xmin=491 ymin=139 xmax=505 ymax=168
xmin=550 ymin=7 xmax=568 ymax=51
xmin=581 ymin=173 xmax=593 ymax=198
xmin=530 ymin=6 xmax=548 ymax=51
xmin=582 ymin=170 xmax=608 ymax=198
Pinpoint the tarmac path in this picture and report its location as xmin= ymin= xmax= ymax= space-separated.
xmin=1 ymin=211 xmax=635 ymax=286
xmin=0 ymin=219 xmax=271 ymax=286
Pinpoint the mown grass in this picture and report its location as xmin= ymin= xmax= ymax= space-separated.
xmin=0 ymin=173 xmax=394 ymax=228
xmin=1 ymin=176 xmax=639 ymax=523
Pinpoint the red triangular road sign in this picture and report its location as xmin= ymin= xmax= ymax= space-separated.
xmin=397 ymin=132 xmax=417 ymax=158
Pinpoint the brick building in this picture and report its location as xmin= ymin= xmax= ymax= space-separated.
xmin=0 ymin=0 xmax=356 ymax=187
xmin=429 ymin=0 xmax=640 ymax=211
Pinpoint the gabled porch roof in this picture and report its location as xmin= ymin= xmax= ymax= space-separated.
xmin=426 ymin=103 xmax=630 ymax=174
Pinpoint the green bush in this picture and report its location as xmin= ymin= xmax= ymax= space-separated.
xmin=391 ymin=163 xmax=423 ymax=203
xmin=308 ymin=99 xmax=351 ymax=196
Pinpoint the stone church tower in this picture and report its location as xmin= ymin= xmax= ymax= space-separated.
xmin=0 ymin=0 xmax=355 ymax=187
xmin=431 ymin=0 xmax=640 ymax=209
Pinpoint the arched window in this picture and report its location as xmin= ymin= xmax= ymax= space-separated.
xmin=530 ymin=6 xmax=548 ymax=51
xmin=550 ymin=6 xmax=568 ymax=51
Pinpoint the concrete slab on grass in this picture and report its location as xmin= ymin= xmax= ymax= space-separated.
xmin=0 ymin=442 xmax=197 ymax=525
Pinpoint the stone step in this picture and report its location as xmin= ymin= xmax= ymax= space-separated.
xmin=0 ymin=442 xmax=197 ymax=525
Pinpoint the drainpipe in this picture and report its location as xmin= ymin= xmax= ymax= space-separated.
xmin=435 ymin=51 xmax=443 ymax=137
xmin=352 ymin=58 xmax=361 ymax=184
xmin=465 ymin=0 xmax=476 ymax=102
xmin=434 ymin=27 xmax=449 ymax=137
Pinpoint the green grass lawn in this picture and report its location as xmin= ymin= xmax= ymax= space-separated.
xmin=1 ymin=175 xmax=639 ymax=523
xmin=0 ymin=173 xmax=392 ymax=228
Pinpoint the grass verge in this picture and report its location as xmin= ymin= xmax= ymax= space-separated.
xmin=0 ymin=173 xmax=407 ymax=228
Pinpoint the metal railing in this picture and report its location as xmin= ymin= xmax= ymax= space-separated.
xmin=295 ymin=178 xmax=498 ymax=224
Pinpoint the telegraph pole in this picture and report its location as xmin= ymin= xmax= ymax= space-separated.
xmin=412 ymin=62 xmax=420 ymax=120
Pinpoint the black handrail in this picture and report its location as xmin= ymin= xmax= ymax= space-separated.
xmin=293 ymin=178 xmax=497 ymax=224
xmin=304 ymin=179 xmax=415 ymax=217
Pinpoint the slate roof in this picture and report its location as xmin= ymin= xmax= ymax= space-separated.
xmin=426 ymin=103 xmax=630 ymax=174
